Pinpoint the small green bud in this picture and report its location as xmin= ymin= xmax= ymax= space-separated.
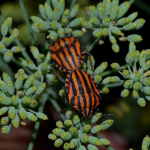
xmin=38 ymin=21 xmax=50 ymax=31
xmin=110 ymin=6 xmax=119 ymax=20
xmin=125 ymin=51 xmax=136 ymax=64
xmin=15 ymin=75 xmax=24 ymax=89
xmin=121 ymin=89 xmax=129 ymax=98
xmin=94 ymin=62 xmax=108 ymax=74
xmin=44 ymin=2 xmax=53 ymax=20
xmin=46 ymin=74 xmax=58 ymax=83
xmin=101 ymin=120 xmax=114 ymax=130
xmin=30 ymin=46 xmax=40 ymax=60
xmin=0 ymin=96 xmax=11 ymax=105
xmin=63 ymin=9 xmax=70 ymax=19
xmin=72 ymin=30 xmax=83 ymax=37
xmin=58 ymin=28 xmax=65 ymax=38
xmin=142 ymin=135 xmax=150 ymax=148
xmin=105 ymin=0 xmax=112 ymax=16
xmin=82 ymin=124 xmax=91 ymax=133
xmin=0 ymin=43 xmax=6 ymax=54
xmin=102 ymin=28 xmax=108 ymax=37
xmin=54 ymin=138 xmax=63 ymax=147
xmin=133 ymin=82 xmax=141 ymax=91
xmin=1 ymin=117 xmax=9 ymax=125
xmin=48 ymin=133 xmax=57 ymax=141
xmin=89 ymin=136 xmax=101 ymax=146
xmin=56 ymin=121 xmax=63 ymax=128
xmin=0 ymin=80 xmax=7 ymax=93
xmin=11 ymin=114 xmax=19 ymax=128
xmin=0 ymin=107 xmax=8 ymax=116
xmin=2 ymin=125 xmax=11 ymax=135
xmin=53 ymin=128 xmax=65 ymax=136
xmin=110 ymin=26 xmax=122 ymax=36
xmin=70 ymin=3 xmax=80 ymax=18
xmin=24 ymin=76 xmax=34 ymax=89
xmin=133 ymin=72 xmax=141 ymax=81
xmin=31 ymin=22 xmax=39 ymax=33
xmin=87 ymin=144 xmax=99 ymax=150
xmin=134 ymin=18 xmax=146 ymax=30
xmin=8 ymin=107 xmax=16 ymax=119
xmin=100 ymin=138 xmax=110 ymax=146
xmin=7 ymin=81 xmax=14 ymax=95
xmin=117 ymin=17 xmax=130 ymax=26
xmin=27 ymin=112 xmax=37 ymax=122
xmin=73 ymin=115 xmax=80 ymax=128
xmin=123 ymin=22 xmax=138 ymax=31
xmin=39 ymin=4 xmax=47 ymax=19
xmin=90 ymin=113 xmax=102 ymax=124
xmin=30 ymin=16 xmax=43 ymax=23
xmin=11 ymin=46 xmax=22 ymax=53
xmin=89 ymin=6 xmax=97 ymax=18
xmin=19 ymin=107 xmax=27 ymax=120
xmin=4 ymin=50 xmax=13 ymax=63
xmin=94 ymin=75 xmax=102 ymax=83
xmin=93 ymin=29 xmax=102 ymax=38
xmin=127 ymin=34 xmax=143 ymax=43
xmin=65 ymin=28 xmax=73 ymax=35
xmin=143 ymin=87 xmax=150 ymax=95
xmin=141 ymin=78 xmax=150 ymax=86
xmin=80 ymin=133 xmax=89 ymax=143
xmin=69 ymin=17 xmax=84 ymax=27
xmin=27 ymin=60 xmax=36 ymax=70
xmin=59 ymin=89 xmax=66 ymax=97
xmin=9 ymin=28 xmax=19 ymax=41
xmin=124 ymin=80 xmax=133 ymax=88
xmin=109 ymin=36 xmax=117 ymax=45
xmin=61 ymin=132 xmax=72 ymax=141
xmin=102 ymin=87 xmax=109 ymax=94
xmin=112 ymin=44 xmax=120 ymax=53
xmin=89 ymin=17 xmax=100 ymax=25
xmin=82 ymin=21 xmax=93 ymax=29
xmin=53 ymin=7 xmax=61 ymax=21
xmin=64 ymin=119 xmax=73 ymax=127
xmin=69 ymin=139 xmax=78 ymax=149
xmin=63 ymin=143 xmax=70 ymax=150
xmin=137 ymin=98 xmax=146 ymax=107
xmin=2 ymin=73 xmax=12 ymax=84
xmin=129 ymin=42 xmax=136 ymax=52
xmin=111 ymin=63 xmax=121 ymax=71
xmin=128 ymin=12 xmax=138 ymax=22
xmin=79 ymin=145 xmax=86 ymax=150
xmin=36 ymin=112 xmax=48 ymax=120
xmin=25 ymin=86 xmax=38 ymax=96
xmin=102 ymin=17 xmax=110 ymax=27
xmin=65 ymin=110 xmax=73 ymax=119
xmin=132 ymin=90 xmax=139 ymax=99
xmin=36 ymin=83 xmax=46 ymax=95
xmin=29 ymin=100 xmax=37 ymax=108
xmin=97 ymin=7 xmax=105 ymax=20
xmin=11 ymin=95 xmax=19 ymax=106
xmin=91 ymin=125 xmax=103 ymax=134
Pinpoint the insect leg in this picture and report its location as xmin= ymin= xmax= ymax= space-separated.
xmin=53 ymin=67 xmax=65 ymax=83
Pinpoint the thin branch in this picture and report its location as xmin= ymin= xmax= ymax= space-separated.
xmin=103 ymin=81 xmax=124 ymax=88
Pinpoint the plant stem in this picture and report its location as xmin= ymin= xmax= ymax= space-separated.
xmin=27 ymin=96 xmax=47 ymax=150
xmin=70 ymin=0 xmax=77 ymax=11
xmin=103 ymin=81 xmax=124 ymax=88
xmin=49 ymin=98 xmax=65 ymax=120
xmin=0 ymin=56 xmax=14 ymax=79
xmin=100 ymin=64 xmax=128 ymax=77
xmin=19 ymin=0 xmax=35 ymax=45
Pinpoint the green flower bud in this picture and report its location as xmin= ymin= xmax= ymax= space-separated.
xmin=46 ymin=74 xmax=58 ymax=83
xmin=139 ymin=50 xmax=146 ymax=67
xmin=125 ymin=51 xmax=135 ymax=64
xmin=89 ymin=17 xmax=100 ymax=25
xmin=53 ymin=7 xmax=61 ymax=21
xmin=0 ymin=43 xmax=6 ymax=54
xmin=69 ymin=17 xmax=84 ymax=27
xmin=111 ymin=62 xmax=121 ymax=71
xmin=54 ymin=138 xmax=63 ymax=148
xmin=9 ymin=28 xmax=19 ymax=41
xmin=53 ymin=128 xmax=65 ymax=136
xmin=117 ymin=17 xmax=130 ymax=26
xmin=32 ymin=79 xmax=41 ymax=86
xmin=56 ymin=121 xmax=63 ymax=128
xmin=0 ymin=107 xmax=8 ymax=116
xmin=27 ymin=60 xmax=36 ymax=70
xmin=27 ymin=112 xmax=37 ymax=122
xmin=87 ymin=144 xmax=99 ymax=150
xmin=65 ymin=28 xmax=73 ymax=35
xmin=11 ymin=95 xmax=19 ymax=106
xmin=79 ymin=145 xmax=86 ymax=150
xmin=70 ymin=3 xmax=80 ymax=18
xmin=2 ymin=125 xmax=11 ymax=135
xmin=134 ymin=18 xmax=146 ymax=30
xmin=102 ymin=17 xmax=110 ymax=27
xmin=31 ymin=22 xmax=39 ymax=33
xmin=89 ymin=136 xmax=101 ymax=146
xmin=135 ymin=50 xmax=140 ymax=62
xmin=38 ymin=21 xmax=50 ymax=31
xmin=2 ymin=37 xmax=11 ymax=47
xmin=73 ymin=115 xmax=80 ymax=128
xmin=24 ymin=76 xmax=34 ymax=89
xmin=8 ymin=107 xmax=16 ymax=119
xmin=1 ymin=21 xmax=10 ymax=36
xmin=36 ymin=112 xmax=48 ymax=120
xmin=51 ymin=21 xmax=59 ymax=30
xmin=1 ymin=117 xmax=9 ymax=125
xmin=4 ymin=50 xmax=13 ymax=63
xmin=72 ymin=30 xmax=83 ymax=37
xmin=112 ymin=0 xmax=119 ymax=8
xmin=90 ymin=113 xmax=102 ymax=124
xmin=109 ymin=36 xmax=117 ymax=45
xmin=58 ymin=28 xmax=65 ymax=38
xmin=58 ymin=0 xmax=65 ymax=15
xmin=48 ymin=31 xmax=58 ymax=40
xmin=142 ymin=71 xmax=150 ymax=79
xmin=102 ymin=28 xmax=108 ymax=37
xmin=101 ymin=120 xmax=114 ymax=130
xmin=69 ymin=139 xmax=78 ymax=149
xmin=121 ymin=89 xmax=129 ymax=98
xmin=61 ymin=18 xmax=67 ymax=25
xmin=6 ymin=81 xmax=14 ymax=95
xmin=94 ymin=62 xmax=108 ymax=74
xmin=143 ymin=60 xmax=150 ymax=71
xmin=19 ymin=107 xmax=27 ymax=120
xmin=112 ymin=44 xmax=120 ymax=53
xmin=69 ymin=127 xmax=78 ymax=137
xmin=110 ymin=26 xmax=122 ymax=36
xmin=102 ymin=87 xmax=109 ymax=94
xmin=110 ymin=6 xmax=119 ymax=20
xmin=65 ymin=110 xmax=73 ymax=119
xmin=82 ymin=124 xmax=91 ymax=133
xmin=100 ymin=138 xmax=110 ymax=145
xmin=93 ymin=29 xmax=102 ymax=38
xmin=129 ymin=42 xmax=136 ymax=52
xmin=80 ymin=133 xmax=89 ymax=143
xmin=0 ymin=80 xmax=7 ymax=93
xmin=124 ymin=80 xmax=133 ymax=88
xmin=82 ymin=21 xmax=93 ymax=29
xmin=97 ymin=2 xmax=105 ymax=9
xmin=132 ymin=90 xmax=139 ymax=99
xmin=30 ymin=46 xmax=40 ymax=60
xmin=128 ymin=12 xmax=138 ymax=22
xmin=117 ymin=1 xmax=130 ymax=19
xmin=63 ymin=9 xmax=70 ymax=19
xmin=137 ymin=98 xmax=146 ymax=107
xmin=141 ymin=78 xmax=150 ymax=86
xmin=63 ymin=143 xmax=70 ymax=150
xmin=2 ymin=73 xmax=12 ymax=84
xmin=142 ymin=144 xmax=147 ymax=150
xmin=36 ymin=83 xmax=46 ymax=95
xmin=142 ymin=135 xmax=150 ymax=148
xmin=109 ymin=76 xmax=120 ymax=83
xmin=11 ymin=46 xmax=22 ymax=53
xmin=0 ymin=96 xmax=11 ymax=105
xmin=25 ymin=86 xmax=38 ymax=96
xmin=29 ymin=100 xmax=37 ymax=108
xmin=94 ymin=75 xmax=102 ymax=83
xmin=89 ymin=6 xmax=97 ymax=18
xmin=127 ymin=34 xmax=143 ymax=43
xmin=59 ymin=89 xmax=66 ymax=97
xmin=52 ymin=0 xmax=58 ymax=8
xmin=39 ymin=4 xmax=47 ymax=19
xmin=0 ymin=91 xmax=6 ymax=97
xmin=91 ymin=125 xmax=103 ymax=134
xmin=30 ymin=16 xmax=43 ymax=23
xmin=123 ymin=22 xmax=138 ymax=31
xmin=48 ymin=133 xmax=57 ymax=140
xmin=11 ymin=114 xmax=19 ymax=128
xmin=44 ymin=2 xmax=53 ymax=20
xmin=133 ymin=82 xmax=141 ymax=91
xmin=61 ymin=132 xmax=72 ymax=141
xmin=64 ymin=119 xmax=72 ymax=128
xmin=15 ymin=75 xmax=24 ymax=89
xmin=143 ymin=87 xmax=150 ymax=95
xmin=102 ymin=77 xmax=110 ymax=84
xmin=133 ymin=72 xmax=141 ymax=81
xmin=97 ymin=7 xmax=105 ymax=20
xmin=105 ymin=0 xmax=112 ymax=16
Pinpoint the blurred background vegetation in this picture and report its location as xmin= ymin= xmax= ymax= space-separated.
xmin=0 ymin=0 xmax=150 ymax=150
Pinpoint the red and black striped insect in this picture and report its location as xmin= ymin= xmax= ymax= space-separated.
xmin=49 ymin=37 xmax=93 ymax=72
xmin=54 ymin=69 xmax=101 ymax=119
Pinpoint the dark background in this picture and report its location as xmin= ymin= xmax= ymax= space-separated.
xmin=0 ymin=0 xmax=150 ymax=150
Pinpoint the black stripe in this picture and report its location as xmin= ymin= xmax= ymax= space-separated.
xmin=93 ymin=93 xmax=97 ymax=109
xmin=73 ymin=38 xmax=77 ymax=43
xmin=50 ymin=50 xmax=56 ymax=54
xmin=77 ymin=95 xmax=82 ymax=112
xmin=58 ymin=40 xmax=73 ymax=69
xmin=89 ymin=93 xmax=92 ymax=115
xmin=71 ymin=96 xmax=75 ymax=107
xmin=70 ymin=73 xmax=77 ymax=96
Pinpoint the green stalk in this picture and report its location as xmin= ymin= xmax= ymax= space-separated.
xmin=27 ymin=97 xmax=47 ymax=150
xmin=49 ymin=98 xmax=65 ymax=120
xmin=0 ymin=55 xmax=14 ymax=79
xmin=103 ymin=81 xmax=124 ymax=88
xmin=70 ymin=0 xmax=77 ymax=11
xmin=19 ymin=0 xmax=35 ymax=45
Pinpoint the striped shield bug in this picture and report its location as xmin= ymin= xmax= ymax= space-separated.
xmin=54 ymin=68 xmax=101 ymax=119
xmin=49 ymin=37 xmax=93 ymax=72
